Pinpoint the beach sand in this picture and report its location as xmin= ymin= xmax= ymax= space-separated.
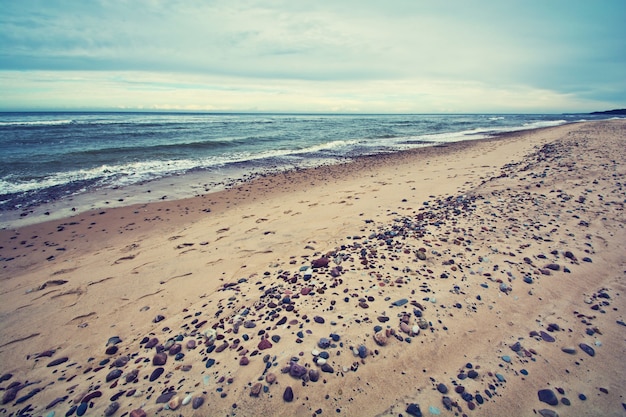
xmin=1 ymin=120 xmax=624 ymax=417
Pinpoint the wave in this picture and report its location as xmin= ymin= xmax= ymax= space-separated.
xmin=0 ymin=137 xmax=360 ymax=197
xmin=0 ymin=119 xmax=75 ymax=127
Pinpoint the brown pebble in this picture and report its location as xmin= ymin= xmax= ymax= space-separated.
xmin=258 ymin=339 xmax=273 ymax=350
xmin=250 ymin=382 xmax=263 ymax=397
xmin=266 ymin=372 xmax=276 ymax=384
xmin=153 ymin=352 xmax=167 ymax=366
xmin=129 ymin=409 xmax=146 ymax=417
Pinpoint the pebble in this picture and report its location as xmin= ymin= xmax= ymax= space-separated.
xmin=266 ymin=372 xmax=277 ymax=384
xmin=540 ymin=331 xmax=555 ymax=342
xmin=113 ymin=355 xmax=129 ymax=367
xmin=538 ymin=410 xmax=559 ymax=417
xmin=258 ymin=339 xmax=273 ymax=350
xmin=579 ymin=343 xmax=595 ymax=356
xmin=153 ymin=352 xmax=167 ymax=365
xmin=392 ymin=298 xmax=408 ymax=307
xmin=250 ymin=383 xmax=263 ymax=397
xmin=428 ymin=405 xmax=441 ymax=415
xmin=129 ymin=409 xmax=146 ymax=417
xmin=313 ymin=316 xmax=325 ymax=324
xmin=156 ymin=391 xmax=176 ymax=403
xmin=373 ymin=332 xmax=387 ymax=346
xmin=106 ymin=336 xmax=122 ymax=346
xmin=192 ymin=396 xmax=205 ymax=409
xmin=106 ymin=369 xmax=123 ymax=382
xmin=309 ymin=369 xmax=320 ymax=382
xmin=561 ymin=346 xmax=576 ymax=354
xmin=182 ymin=394 xmax=193 ymax=406
xmin=47 ymin=357 xmax=69 ymax=367
xmin=405 ymin=403 xmax=422 ymax=417
xmin=436 ymin=383 xmax=448 ymax=394
xmin=103 ymin=402 xmax=120 ymax=417
xmin=149 ymin=367 xmax=164 ymax=381
xmin=283 ymin=386 xmax=294 ymax=402
xmin=538 ymin=389 xmax=558 ymax=406
xmin=502 ymin=355 xmax=511 ymax=363
xmin=169 ymin=395 xmax=181 ymax=410
xmin=76 ymin=402 xmax=88 ymax=416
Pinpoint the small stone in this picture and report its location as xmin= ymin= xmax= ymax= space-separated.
xmin=168 ymin=395 xmax=181 ymax=410
xmin=105 ymin=345 xmax=119 ymax=355
xmin=250 ymin=382 xmax=263 ymax=397
xmin=47 ymin=357 xmax=69 ymax=367
xmin=290 ymin=363 xmax=308 ymax=378
xmin=538 ymin=409 xmax=559 ymax=417
xmin=192 ymin=396 xmax=205 ymax=409
xmin=169 ymin=343 xmax=182 ymax=355
xmin=538 ymin=389 xmax=558 ymax=406
xmin=77 ymin=402 xmax=88 ymax=416
xmin=153 ymin=352 xmax=167 ymax=366
xmin=392 ymin=298 xmax=408 ymax=307
xmin=107 ymin=336 xmax=122 ymax=346
xmin=357 ymin=345 xmax=367 ymax=358
xmin=416 ymin=251 xmax=427 ymax=261
xmin=437 ymin=383 xmax=448 ymax=394
xmin=579 ymin=343 xmax=595 ymax=356
xmin=149 ymin=367 xmax=164 ymax=381
xmin=266 ymin=372 xmax=277 ymax=384
xmin=313 ymin=316 xmax=325 ymax=324
xmin=321 ymin=363 xmax=334 ymax=373
xmin=373 ymin=332 xmax=387 ymax=346
xmin=406 ymin=403 xmax=423 ymax=417
xmin=318 ymin=338 xmax=331 ymax=349
xmin=312 ymin=257 xmax=329 ymax=268
xmin=283 ymin=386 xmax=294 ymax=402
xmin=104 ymin=401 xmax=120 ymax=416
xmin=561 ymin=346 xmax=576 ymax=354
xmin=539 ymin=331 xmax=555 ymax=342
xmin=258 ymin=339 xmax=273 ymax=350
xmin=428 ymin=405 xmax=441 ymax=415
xmin=113 ymin=355 xmax=129 ymax=367
xmin=240 ymin=357 xmax=249 ymax=366
xmin=145 ymin=337 xmax=159 ymax=348
xmin=106 ymin=369 xmax=123 ymax=382
xmin=153 ymin=314 xmax=165 ymax=323
xmin=309 ymin=369 xmax=320 ymax=382
xmin=502 ymin=355 xmax=511 ymax=363
xmin=129 ymin=409 xmax=146 ymax=417
xmin=186 ymin=340 xmax=196 ymax=349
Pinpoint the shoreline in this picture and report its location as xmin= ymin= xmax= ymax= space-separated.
xmin=1 ymin=120 xmax=624 ymax=417
xmin=0 ymin=121 xmax=574 ymax=231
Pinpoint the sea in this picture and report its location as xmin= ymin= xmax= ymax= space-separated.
xmin=0 ymin=112 xmax=617 ymax=227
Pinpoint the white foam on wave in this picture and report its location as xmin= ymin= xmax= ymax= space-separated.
xmin=0 ymin=138 xmax=360 ymax=197
xmin=0 ymin=119 xmax=75 ymax=127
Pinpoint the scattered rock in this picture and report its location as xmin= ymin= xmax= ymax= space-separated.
xmin=538 ymin=389 xmax=558 ymax=406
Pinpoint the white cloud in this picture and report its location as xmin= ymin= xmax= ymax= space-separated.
xmin=0 ymin=0 xmax=624 ymax=112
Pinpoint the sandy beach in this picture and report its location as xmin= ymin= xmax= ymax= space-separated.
xmin=1 ymin=120 xmax=624 ymax=417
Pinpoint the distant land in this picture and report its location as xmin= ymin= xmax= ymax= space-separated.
xmin=590 ymin=108 xmax=626 ymax=115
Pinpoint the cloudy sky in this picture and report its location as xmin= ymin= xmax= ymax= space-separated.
xmin=1 ymin=0 xmax=624 ymax=113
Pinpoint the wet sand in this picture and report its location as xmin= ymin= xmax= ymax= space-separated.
xmin=1 ymin=120 xmax=625 ymax=417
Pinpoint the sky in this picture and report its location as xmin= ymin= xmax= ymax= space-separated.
xmin=0 ymin=0 xmax=624 ymax=113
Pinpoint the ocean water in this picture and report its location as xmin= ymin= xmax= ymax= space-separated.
xmin=0 ymin=112 xmax=613 ymax=225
